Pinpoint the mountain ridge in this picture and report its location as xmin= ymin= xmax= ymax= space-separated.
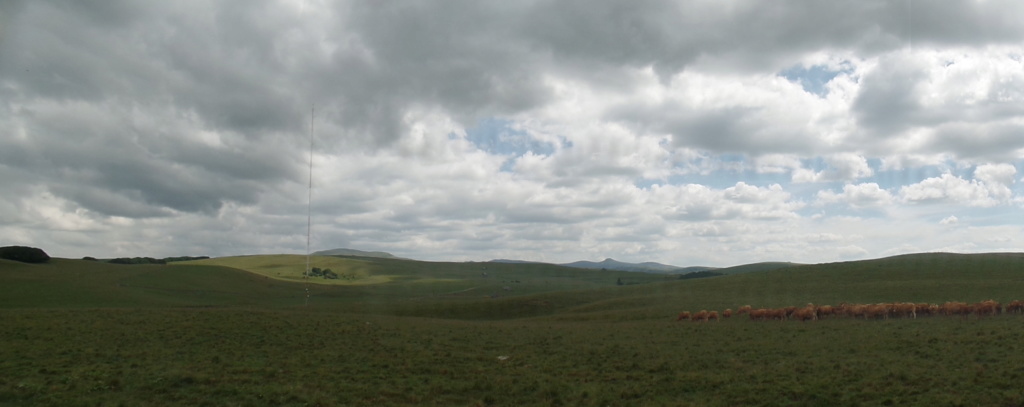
xmin=311 ymin=248 xmax=402 ymax=259
xmin=559 ymin=258 xmax=713 ymax=274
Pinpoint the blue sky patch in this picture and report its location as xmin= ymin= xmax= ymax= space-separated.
xmin=647 ymin=162 xmax=792 ymax=190
xmin=465 ymin=118 xmax=556 ymax=157
xmin=779 ymin=63 xmax=853 ymax=97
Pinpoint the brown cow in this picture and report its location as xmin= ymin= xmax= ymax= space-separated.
xmin=749 ymin=308 xmax=767 ymax=321
xmin=883 ymin=303 xmax=898 ymax=318
xmin=893 ymin=303 xmax=917 ymax=319
xmin=791 ymin=307 xmax=817 ymax=322
xmin=848 ymin=304 xmax=868 ymax=319
xmin=708 ymin=311 xmax=720 ymax=322
xmin=676 ymin=311 xmax=691 ymax=321
xmin=692 ymin=310 xmax=710 ymax=322
xmin=973 ymin=300 xmax=1000 ymax=318
xmin=1006 ymin=300 xmax=1024 ymax=314
xmin=766 ymin=308 xmax=787 ymax=321
xmin=722 ymin=309 xmax=733 ymax=318
xmin=832 ymin=303 xmax=850 ymax=318
xmin=737 ymin=305 xmax=752 ymax=315
xmin=939 ymin=302 xmax=961 ymax=316
xmin=915 ymin=303 xmax=932 ymax=317
xmin=941 ymin=301 xmax=972 ymax=319
xmin=816 ymin=305 xmax=834 ymax=319
xmin=866 ymin=304 xmax=889 ymax=320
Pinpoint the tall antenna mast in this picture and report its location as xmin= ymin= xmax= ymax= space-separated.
xmin=304 ymin=105 xmax=314 ymax=306
xmin=906 ymin=0 xmax=913 ymax=52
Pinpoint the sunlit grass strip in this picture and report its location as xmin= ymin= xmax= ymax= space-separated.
xmin=179 ymin=255 xmax=392 ymax=285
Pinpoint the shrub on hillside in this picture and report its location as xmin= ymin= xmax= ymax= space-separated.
xmin=307 ymin=267 xmax=339 ymax=279
xmin=0 ymin=246 xmax=51 ymax=263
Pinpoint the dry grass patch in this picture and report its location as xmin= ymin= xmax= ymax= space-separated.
xmin=180 ymin=255 xmax=384 ymax=285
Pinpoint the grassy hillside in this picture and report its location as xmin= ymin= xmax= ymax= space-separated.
xmin=184 ymin=255 xmax=673 ymax=304
xmin=523 ymin=252 xmax=1024 ymax=322
xmin=0 ymin=255 xmax=674 ymax=312
xmin=715 ymin=261 xmax=803 ymax=274
xmin=5 ymin=252 xmax=1024 ymax=319
xmin=0 ymin=258 xmax=306 ymax=309
xmin=5 ymin=252 xmax=1024 ymax=405
xmin=183 ymin=254 xmax=392 ymax=284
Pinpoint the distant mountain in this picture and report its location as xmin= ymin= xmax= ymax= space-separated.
xmin=487 ymin=257 xmax=804 ymax=275
xmin=312 ymin=248 xmax=400 ymax=259
xmin=489 ymin=259 xmax=546 ymax=264
xmin=560 ymin=258 xmax=714 ymax=274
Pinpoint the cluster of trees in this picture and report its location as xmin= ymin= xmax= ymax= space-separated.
xmin=307 ymin=267 xmax=339 ymax=279
xmin=108 ymin=257 xmax=169 ymax=265
xmin=164 ymin=256 xmax=211 ymax=263
xmin=90 ymin=256 xmax=210 ymax=265
xmin=0 ymin=246 xmax=50 ymax=263
xmin=0 ymin=246 xmax=207 ymax=265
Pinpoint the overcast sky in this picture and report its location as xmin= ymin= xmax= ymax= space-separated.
xmin=3 ymin=1 xmax=1024 ymax=267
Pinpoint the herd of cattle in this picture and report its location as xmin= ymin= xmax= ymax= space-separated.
xmin=676 ymin=299 xmax=1024 ymax=322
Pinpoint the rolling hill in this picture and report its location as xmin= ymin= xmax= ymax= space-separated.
xmin=5 ymin=251 xmax=1024 ymax=406
xmin=491 ymin=257 xmax=715 ymax=273
xmin=3 ymin=251 xmax=1023 ymax=321
xmin=715 ymin=261 xmax=804 ymax=274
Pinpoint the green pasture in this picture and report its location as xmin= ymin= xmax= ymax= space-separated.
xmin=0 ymin=258 xmax=303 ymax=309
xmin=3 ymin=252 xmax=1024 ymax=405
xmin=4 ymin=308 xmax=1024 ymax=406
xmin=183 ymin=255 xmax=393 ymax=285
xmin=182 ymin=255 xmax=675 ymax=312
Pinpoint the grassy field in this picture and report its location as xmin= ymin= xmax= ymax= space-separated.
xmin=3 ymin=253 xmax=1024 ymax=406
xmin=184 ymin=255 xmax=393 ymax=285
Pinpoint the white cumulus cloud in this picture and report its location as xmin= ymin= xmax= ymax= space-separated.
xmin=817 ymin=183 xmax=893 ymax=208
xmin=793 ymin=154 xmax=874 ymax=183
xmin=899 ymin=169 xmax=1016 ymax=207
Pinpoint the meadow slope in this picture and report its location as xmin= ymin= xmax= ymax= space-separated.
xmin=3 ymin=252 xmax=1024 ymax=406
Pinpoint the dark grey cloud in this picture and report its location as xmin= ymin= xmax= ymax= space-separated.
xmin=926 ymin=122 xmax=1024 ymax=161
xmin=2 ymin=0 xmax=1023 ymax=262
xmin=7 ymin=0 xmax=1021 ymax=158
xmin=313 ymin=0 xmax=1024 ymax=149
xmin=520 ymin=0 xmax=1024 ymax=75
xmin=608 ymin=103 xmax=824 ymax=156
xmin=852 ymin=51 xmax=1024 ymax=159
xmin=852 ymin=55 xmax=926 ymax=135
xmin=1 ymin=101 xmax=300 ymax=218
xmin=0 ymin=1 xmax=311 ymax=219
xmin=311 ymin=1 xmax=554 ymax=147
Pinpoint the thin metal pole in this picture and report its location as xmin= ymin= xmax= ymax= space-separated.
xmin=907 ymin=0 xmax=913 ymax=53
xmin=305 ymin=106 xmax=314 ymax=306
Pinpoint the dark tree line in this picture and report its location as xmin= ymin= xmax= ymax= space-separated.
xmin=105 ymin=256 xmax=210 ymax=265
xmin=0 ymin=247 xmax=209 ymax=265
xmin=108 ymin=257 xmax=167 ymax=265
